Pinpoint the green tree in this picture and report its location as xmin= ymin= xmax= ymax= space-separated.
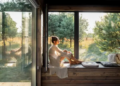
xmin=5 ymin=13 xmax=18 ymax=47
xmin=48 ymin=14 xmax=59 ymax=36
xmin=0 ymin=0 xmax=30 ymax=60
xmin=94 ymin=13 xmax=120 ymax=52
xmin=58 ymin=15 xmax=74 ymax=47
xmin=1 ymin=12 xmax=18 ymax=60
xmin=1 ymin=0 xmax=32 ymax=11
xmin=48 ymin=13 xmax=89 ymax=46
xmin=48 ymin=13 xmax=67 ymax=43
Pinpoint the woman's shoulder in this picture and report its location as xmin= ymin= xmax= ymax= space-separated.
xmin=49 ymin=45 xmax=55 ymax=49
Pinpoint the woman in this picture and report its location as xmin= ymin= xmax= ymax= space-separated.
xmin=49 ymin=36 xmax=82 ymax=67
xmin=48 ymin=36 xmax=82 ymax=78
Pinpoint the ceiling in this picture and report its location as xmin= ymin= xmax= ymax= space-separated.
xmin=44 ymin=0 xmax=120 ymax=6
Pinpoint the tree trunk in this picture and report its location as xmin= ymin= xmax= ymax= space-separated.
xmin=2 ymin=39 xmax=6 ymax=60
xmin=2 ymin=12 xmax=6 ymax=60
xmin=62 ymin=38 xmax=64 ymax=44
xmin=70 ymin=37 xmax=72 ymax=47
xmin=86 ymin=37 xmax=88 ymax=40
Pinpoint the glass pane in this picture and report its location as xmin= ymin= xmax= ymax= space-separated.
xmin=41 ymin=11 xmax=43 ymax=66
xmin=48 ymin=12 xmax=74 ymax=62
xmin=0 ymin=12 xmax=2 ymax=61
xmin=79 ymin=12 xmax=120 ymax=62
xmin=0 ymin=0 xmax=35 ymax=85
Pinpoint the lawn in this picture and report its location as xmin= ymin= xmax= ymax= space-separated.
xmin=0 ymin=37 xmax=32 ymax=82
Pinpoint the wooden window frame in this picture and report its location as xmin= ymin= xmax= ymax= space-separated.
xmin=43 ymin=5 xmax=120 ymax=72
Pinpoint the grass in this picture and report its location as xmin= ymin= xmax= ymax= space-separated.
xmin=0 ymin=37 xmax=31 ymax=82
xmin=0 ymin=62 xmax=31 ymax=82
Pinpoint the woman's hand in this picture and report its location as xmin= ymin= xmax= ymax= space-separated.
xmin=63 ymin=49 xmax=67 ymax=53
xmin=67 ymin=51 xmax=71 ymax=53
xmin=63 ymin=49 xmax=71 ymax=54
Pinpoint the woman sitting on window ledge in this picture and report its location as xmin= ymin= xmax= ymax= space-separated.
xmin=48 ymin=36 xmax=82 ymax=78
xmin=48 ymin=36 xmax=82 ymax=67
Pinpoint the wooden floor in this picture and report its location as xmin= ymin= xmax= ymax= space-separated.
xmin=42 ymin=63 xmax=120 ymax=86
xmin=0 ymin=82 xmax=31 ymax=86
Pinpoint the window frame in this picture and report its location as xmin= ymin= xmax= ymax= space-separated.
xmin=43 ymin=5 xmax=120 ymax=71
xmin=46 ymin=11 xmax=79 ymax=64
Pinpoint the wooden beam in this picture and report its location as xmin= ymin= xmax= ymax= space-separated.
xmin=35 ymin=0 xmax=44 ymax=10
xmin=36 ymin=8 xmax=42 ymax=86
xmin=74 ymin=12 xmax=79 ymax=59
xmin=43 ymin=4 xmax=48 ymax=72
xmin=48 ymin=5 xmax=120 ymax=12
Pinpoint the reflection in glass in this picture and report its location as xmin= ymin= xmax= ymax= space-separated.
xmin=0 ymin=0 xmax=33 ymax=84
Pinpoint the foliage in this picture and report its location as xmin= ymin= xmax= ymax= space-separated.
xmin=0 ymin=0 xmax=32 ymax=11
xmin=48 ymin=14 xmax=60 ymax=36
xmin=94 ymin=13 xmax=120 ymax=52
xmin=48 ymin=13 xmax=89 ymax=47
xmin=4 ymin=13 xmax=18 ymax=39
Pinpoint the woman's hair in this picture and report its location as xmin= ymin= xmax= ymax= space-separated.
xmin=51 ymin=36 xmax=59 ymax=43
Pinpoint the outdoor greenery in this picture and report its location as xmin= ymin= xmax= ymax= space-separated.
xmin=94 ymin=13 xmax=120 ymax=53
xmin=48 ymin=13 xmax=88 ymax=48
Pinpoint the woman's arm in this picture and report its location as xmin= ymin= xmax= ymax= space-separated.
xmin=54 ymin=46 xmax=72 ymax=57
xmin=55 ymin=46 xmax=64 ymax=53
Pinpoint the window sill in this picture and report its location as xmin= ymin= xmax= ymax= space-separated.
xmin=42 ymin=62 xmax=120 ymax=80
xmin=47 ymin=62 xmax=120 ymax=69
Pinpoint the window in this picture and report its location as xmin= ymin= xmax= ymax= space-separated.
xmin=48 ymin=12 xmax=74 ymax=62
xmin=79 ymin=12 xmax=120 ymax=62
xmin=0 ymin=0 xmax=36 ymax=85
xmin=47 ymin=11 xmax=120 ymax=63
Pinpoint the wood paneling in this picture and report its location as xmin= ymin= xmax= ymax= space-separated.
xmin=42 ymin=84 xmax=120 ymax=86
xmin=42 ymin=80 xmax=120 ymax=84
xmin=42 ymin=76 xmax=120 ymax=80
xmin=42 ymin=63 xmax=120 ymax=86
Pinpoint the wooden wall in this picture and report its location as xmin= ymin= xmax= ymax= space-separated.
xmin=42 ymin=65 xmax=120 ymax=86
xmin=41 ymin=2 xmax=120 ymax=86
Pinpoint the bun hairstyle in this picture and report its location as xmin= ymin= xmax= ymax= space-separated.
xmin=51 ymin=36 xmax=58 ymax=43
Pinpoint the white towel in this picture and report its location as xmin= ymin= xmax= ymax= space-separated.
xmin=49 ymin=65 xmax=68 ymax=79
xmin=108 ymin=53 xmax=116 ymax=63
xmin=49 ymin=62 xmax=70 ymax=79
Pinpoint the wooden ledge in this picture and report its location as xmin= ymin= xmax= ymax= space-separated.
xmin=48 ymin=62 xmax=120 ymax=68
xmin=42 ymin=62 xmax=120 ymax=73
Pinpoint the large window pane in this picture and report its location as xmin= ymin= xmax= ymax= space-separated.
xmin=79 ymin=12 xmax=120 ymax=62
xmin=0 ymin=0 xmax=36 ymax=85
xmin=48 ymin=12 xmax=74 ymax=62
